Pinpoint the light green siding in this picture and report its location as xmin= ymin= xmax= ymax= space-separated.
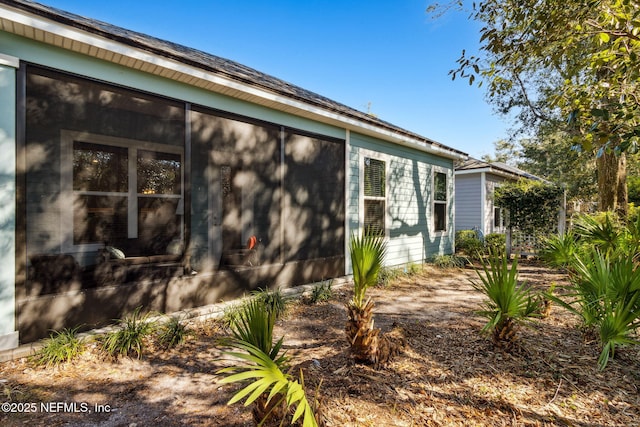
xmin=348 ymin=133 xmax=454 ymax=269
xmin=0 ymin=56 xmax=18 ymax=350
xmin=4 ymin=31 xmax=457 ymax=281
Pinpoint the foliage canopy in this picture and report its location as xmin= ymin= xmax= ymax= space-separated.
xmin=435 ymin=0 xmax=640 ymax=214
xmin=494 ymin=179 xmax=563 ymax=235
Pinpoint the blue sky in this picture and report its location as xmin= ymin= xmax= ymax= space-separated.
xmin=37 ymin=0 xmax=508 ymax=158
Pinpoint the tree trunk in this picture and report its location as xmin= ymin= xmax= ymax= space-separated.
xmin=597 ymin=150 xmax=627 ymax=218
xmin=616 ymin=153 xmax=628 ymax=219
xmin=345 ymin=300 xmax=403 ymax=367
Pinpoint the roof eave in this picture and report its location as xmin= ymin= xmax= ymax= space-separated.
xmin=0 ymin=1 xmax=467 ymax=161
xmin=455 ymin=166 xmax=524 ymax=181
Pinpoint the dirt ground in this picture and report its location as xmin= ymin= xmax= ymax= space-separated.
xmin=1 ymin=263 xmax=639 ymax=426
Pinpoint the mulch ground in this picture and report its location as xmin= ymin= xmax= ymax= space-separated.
xmin=1 ymin=263 xmax=639 ymax=426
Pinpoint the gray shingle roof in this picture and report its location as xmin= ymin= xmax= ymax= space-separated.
xmin=3 ymin=0 xmax=467 ymax=158
xmin=456 ymin=158 xmax=546 ymax=181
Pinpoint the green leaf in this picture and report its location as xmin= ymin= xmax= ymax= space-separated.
xmin=218 ymin=339 xmax=318 ymax=427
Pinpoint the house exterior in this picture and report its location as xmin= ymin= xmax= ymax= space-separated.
xmin=454 ymin=158 xmax=542 ymax=237
xmin=0 ymin=0 xmax=466 ymax=350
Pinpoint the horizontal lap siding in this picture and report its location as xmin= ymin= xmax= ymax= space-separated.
xmin=387 ymin=156 xmax=429 ymax=265
xmin=454 ymin=174 xmax=481 ymax=231
xmin=348 ymin=133 xmax=454 ymax=269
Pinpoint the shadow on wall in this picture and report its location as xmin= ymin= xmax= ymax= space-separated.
xmin=17 ymin=67 xmax=346 ymax=343
xmin=387 ymin=158 xmax=453 ymax=260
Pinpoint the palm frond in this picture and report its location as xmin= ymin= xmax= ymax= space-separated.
xmin=597 ymin=293 xmax=640 ymax=370
xmin=573 ymin=213 xmax=622 ymax=256
xmin=556 ymin=246 xmax=640 ymax=370
xmin=471 ymin=248 xmax=539 ymax=344
xmin=217 ymin=340 xmax=318 ymax=427
xmin=350 ymin=232 xmax=387 ymax=308
xmin=539 ymin=231 xmax=577 ymax=268
xmin=227 ymin=298 xmax=280 ymax=358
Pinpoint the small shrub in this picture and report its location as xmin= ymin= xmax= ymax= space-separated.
xmin=485 ymin=233 xmax=506 ymax=253
xmin=309 ymin=280 xmax=333 ymax=304
xmin=157 ymin=315 xmax=190 ymax=349
xmin=30 ymin=327 xmax=84 ymax=367
xmin=456 ymin=229 xmax=484 ymax=258
xmin=377 ymin=266 xmax=402 ymax=287
xmin=431 ymin=254 xmax=468 ymax=269
xmin=100 ymin=307 xmax=155 ymax=360
xmin=405 ymin=262 xmax=421 ymax=275
xmin=251 ymin=287 xmax=288 ymax=319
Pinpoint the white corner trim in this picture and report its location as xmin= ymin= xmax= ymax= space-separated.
xmin=0 ymin=331 xmax=19 ymax=351
xmin=480 ymin=171 xmax=487 ymax=236
xmin=0 ymin=53 xmax=19 ymax=68
xmin=344 ymin=129 xmax=351 ymax=276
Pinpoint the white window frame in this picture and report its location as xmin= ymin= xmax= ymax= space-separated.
xmin=359 ymin=149 xmax=390 ymax=238
xmin=60 ymin=130 xmax=184 ymax=253
xmin=432 ymin=167 xmax=449 ymax=235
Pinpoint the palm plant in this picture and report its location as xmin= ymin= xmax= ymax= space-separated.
xmin=219 ymin=299 xmax=319 ymax=426
xmin=539 ymin=230 xmax=578 ymax=269
xmin=552 ymin=249 xmax=640 ymax=369
xmin=345 ymin=232 xmax=397 ymax=366
xmin=227 ymin=298 xmax=285 ymax=362
xmin=471 ymin=249 xmax=539 ymax=350
xmin=350 ymin=232 xmax=387 ymax=309
xmin=620 ymin=212 xmax=640 ymax=261
xmin=573 ymin=212 xmax=623 ymax=256
xmin=218 ymin=341 xmax=318 ymax=427
xmin=598 ymin=294 xmax=640 ymax=370
xmin=553 ymin=249 xmax=609 ymax=329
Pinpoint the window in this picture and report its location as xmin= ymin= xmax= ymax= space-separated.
xmin=63 ymin=132 xmax=183 ymax=253
xmin=72 ymin=142 xmax=129 ymax=244
xmin=363 ymin=157 xmax=386 ymax=236
xmin=434 ymin=171 xmax=447 ymax=232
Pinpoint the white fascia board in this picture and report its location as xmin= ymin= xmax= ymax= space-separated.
xmin=455 ymin=168 xmax=491 ymax=176
xmin=1 ymin=4 xmax=466 ymax=160
xmin=455 ymin=167 xmax=520 ymax=181
xmin=0 ymin=53 xmax=19 ymax=68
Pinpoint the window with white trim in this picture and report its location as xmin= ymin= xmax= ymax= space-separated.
xmin=433 ymin=171 xmax=448 ymax=232
xmin=64 ymin=132 xmax=183 ymax=253
xmin=363 ymin=157 xmax=386 ymax=237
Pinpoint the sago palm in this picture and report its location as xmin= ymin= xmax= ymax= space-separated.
xmin=471 ymin=249 xmax=539 ymax=350
xmin=345 ymin=232 xmax=396 ymax=366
